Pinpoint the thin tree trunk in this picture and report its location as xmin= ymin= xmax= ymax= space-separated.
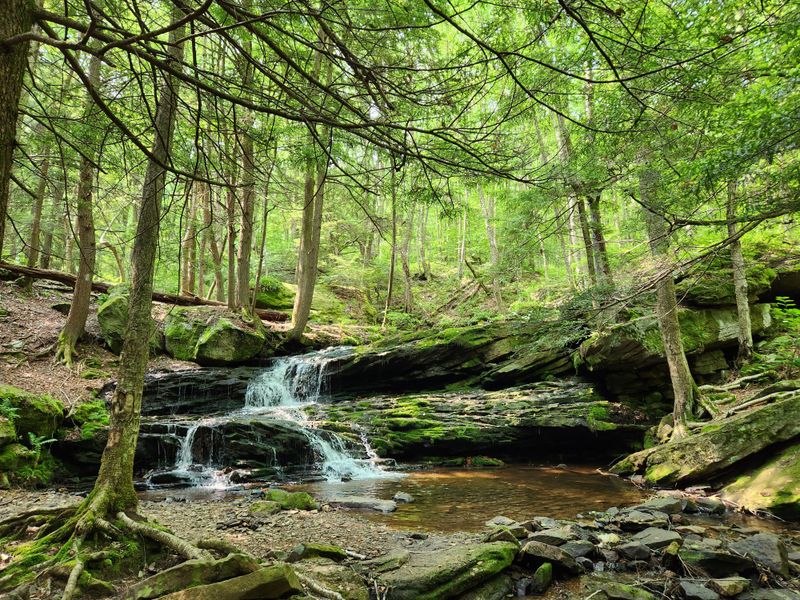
xmin=587 ymin=193 xmax=612 ymax=283
xmin=576 ymin=196 xmax=597 ymax=286
xmin=641 ymin=166 xmax=696 ymax=441
xmin=251 ymin=144 xmax=276 ymax=314
xmin=202 ymin=183 xmax=224 ymax=301
xmin=26 ymin=156 xmax=49 ymax=271
xmin=56 ymin=53 xmax=101 ymax=366
xmin=64 ymin=212 xmax=76 ymax=274
xmin=477 ymin=183 xmax=502 ymax=306
xmin=400 ymin=205 xmax=414 ymax=311
xmin=0 ymin=0 xmax=33 ymax=259
xmin=382 ymin=167 xmax=398 ymax=328
xmin=180 ymin=188 xmax=197 ymax=295
xmin=727 ymin=180 xmax=753 ymax=363
xmin=418 ymin=204 xmax=431 ymax=280
xmin=236 ymin=121 xmax=255 ymax=309
xmin=225 ymin=185 xmax=237 ymax=309
xmin=87 ymin=10 xmax=185 ymax=514
xmin=40 ymin=175 xmax=62 ymax=269
xmin=457 ymin=190 xmax=467 ymax=280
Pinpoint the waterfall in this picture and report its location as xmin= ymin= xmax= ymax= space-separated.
xmin=243 ymin=353 xmax=389 ymax=481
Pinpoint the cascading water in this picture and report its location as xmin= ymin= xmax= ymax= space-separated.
xmin=243 ymin=351 xmax=390 ymax=481
xmin=145 ymin=349 xmax=393 ymax=488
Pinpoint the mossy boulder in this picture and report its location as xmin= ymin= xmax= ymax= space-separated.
xmin=97 ymin=285 xmax=163 ymax=354
xmin=721 ymin=443 xmax=800 ymax=520
xmin=249 ymin=500 xmax=282 ymax=516
xmin=164 ymin=306 xmax=271 ymax=365
xmin=0 ymin=384 xmax=64 ymax=438
xmin=611 ymin=395 xmax=800 ymax=486
xmin=298 ymin=557 xmax=369 ymax=600
xmin=71 ymin=399 xmax=109 ymax=441
xmin=263 ymin=488 xmax=319 ymax=510
xmin=377 ymin=541 xmax=517 ymax=600
xmin=0 ymin=442 xmax=37 ymax=471
xmin=0 ymin=416 xmax=15 ymax=446
xmin=254 ymin=276 xmax=295 ymax=310
xmin=158 ymin=563 xmax=302 ymax=600
xmin=288 ymin=542 xmax=348 ymax=562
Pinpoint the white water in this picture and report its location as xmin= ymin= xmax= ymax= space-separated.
xmin=243 ymin=351 xmax=392 ymax=481
xmin=150 ymin=349 xmax=395 ymax=487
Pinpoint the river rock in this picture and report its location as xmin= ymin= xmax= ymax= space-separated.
xmin=520 ymin=541 xmax=582 ymax=575
xmin=358 ymin=550 xmax=410 ymax=574
xmin=618 ymin=541 xmax=651 ymax=561
xmin=636 ymin=496 xmax=684 ymax=514
xmin=485 ymin=516 xmax=515 ymax=527
xmin=678 ymin=540 xmax=756 ymax=577
xmin=709 ymin=577 xmax=750 ymax=597
xmin=158 ymin=563 xmax=302 ymax=599
xmin=593 ymin=582 xmax=657 ymax=600
xmin=124 ymin=553 xmax=260 ymax=599
xmin=288 ymin=543 xmax=347 ymax=563
xmin=377 ymin=541 xmax=517 ymax=599
xmin=324 ymin=495 xmax=396 ymax=513
xmin=528 ymin=527 xmax=575 ymax=546
xmin=530 ymin=562 xmax=553 ymax=593
xmin=615 ymin=509 xmax=670 ymax=531
xmin=728 ymin=533 xmax=790 ymax=578
xmin=393 ymin=492 xmax=414 ymax=503
xmin=611 ymin=395 xmax=800 ymax=485
xmin=632 ymin=527 xmax=683 ymax=550
xmin=483 ymin=527 xmax=522 ymax=545
xmin=297 ymin=558 xmax=369 ymax=600
xmin=679 ymin=581 xmax=720 ymax=600
xmin=457 ymin=573 xmax=513 ymax=600
xmin=562 ymin=540 xmax=596 ymax=559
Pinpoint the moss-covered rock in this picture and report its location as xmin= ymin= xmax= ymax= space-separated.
xmin=0 ymin=442 xmax=37 ymax=471
xmin=721 ymin=443 xmax=800 ymax=520
xmin=377 ymin=541 xmax=518 ymax=600
xmin=263 ymin=488 xmax=319 ymax=510
xmin=98 ymin=285 xmax=163 ymax=354
xmin=611 ymin=396 xmax=800 ymax=487
xmin=164 ymin=306 xmax=271 ymax=365
xmin=288 ymin=542 xmax=347 ymax=562
xmin=71 ymin=399 xmax=109 ymax=441
xmin=0 ymin=384 xmax=64 ymax=438
xmin=249 ymin=500 xmax=282 ymax=516
xmin=298 ymin=557 xmax=369 ymax=600
xmin=0 ymin=416 xmax=15 ymax=445
xmin=158 ymin=563 xmax=302 ymax=600
xmin=254 ymin=276 xmax=295 ymax=310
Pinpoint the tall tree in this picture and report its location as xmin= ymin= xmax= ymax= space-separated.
xmin=727 ymin=181 xmax=753 ymax=363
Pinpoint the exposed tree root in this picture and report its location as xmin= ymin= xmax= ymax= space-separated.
xmin=695 ymin=393 xmax=721 ymax=419
xmin=116 ymin=511 xmax=210 ymax=560
xmin=60 ymin=536 xmax=84 ymax=600
xmin=297 ymin=572 xmax=346 ymax=600
xmin=698 ymin=370 xmax=776 ymax=393
xmin=53 ymin=333 xmax=77 ymax=368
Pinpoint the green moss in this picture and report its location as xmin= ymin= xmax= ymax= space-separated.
xmin=645 ymin=462 xmax=680 ymax=484
xmin=254 ymin=276 xmax=295 ymax=310
xmin=71 ymin=400 xmax=110 ymax=441
xmin=164 ymin=307 xmax=207 ymax=360
xmin=97 ymin=284 xmax=162 ymax=355
xmin=264 ymin=489 xmax=319 ymax=510
xmin=0 ymin=384 xmax=63 ymax=439
xmin=587 ymin=404 xmax=618 ymax=432
xmin=471 ymin=456 xmax=504 ymax=467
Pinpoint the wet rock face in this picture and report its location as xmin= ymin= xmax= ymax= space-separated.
xmin=312 ymin=381 xmax=649 ymax=461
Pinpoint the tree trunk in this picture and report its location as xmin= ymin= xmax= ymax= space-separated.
xmin=576 ymin=197 xmax=597 ymax=286
xmin=225 ymin=185 xmax=237 ymax=309
xmin=418 ymin=204 xmax=431 ymax=280
xmin=587 ymin=193 xmax=612 ymax=283
xmin=88 ymin=10 xmax=185 ymax=514
xmin=236 ymin=119 xmax=255 ymax=309
xmin=400 ymin=205 xmax=414 ymax=312
xmin=180 ymin=188 xmax=197 ymax=295
xmin=201 ymin=183 xmax=224 ymax=301
xmin=26 ymin=155 xmax=49 ymax=270
xmin=40 ymin=174 xmax=62 ymax=269
xmin=56 ymin=53 xmax=101 ymax=366
xmin=457 ymin=190 xmax=467 ymax=280
xmin=0 ymin=0 xmax=33 ymax=259
xmin=251 ymin=143 xmax=276 ymax=314
xmin=727 ymin=180 xmax=753 ymax=363
xmin=382 ymin=167 xmax=398 ymax=327
xmin=290 ymin=136 xmax=326 ymax=339
xmin=641 ymin=167 xmax=696 ymax=440
xmin=477 ymin=183 xmax=502 ymax=306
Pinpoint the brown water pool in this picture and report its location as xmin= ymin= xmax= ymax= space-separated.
xmin=289 ymin=465 xmax=645 ymax=532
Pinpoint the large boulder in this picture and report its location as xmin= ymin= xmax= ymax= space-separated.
xmin=164 ymin=306 xmax=273 ymax=365
xmin=721 ymin=443 xmax=799 ymax=521
xmin=0 ymin=384 xmax=64 ymax=439
xmin=377 ymin=541 xmax=517 ymax=600
xmin=97 ymin=284 xmax=163 ymax=354
xmin=0 ymin=416 xmax=15 ymax=446
xmin=611 ymin=396 xmax=800 ymax=486
xmin=676 ymin=260 xmax=777 ymax=307
xmin=158 ymin=563 xmax=302 ymax=600
xmin=312 ymin=381 xmax=648 ymax=461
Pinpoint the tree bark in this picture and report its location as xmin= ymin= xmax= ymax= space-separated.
xmin=201 ymin=183 xmax=224 ymax=301
xmin=88 ymin=10 xmax=186 ymax=514
xmin=381 ymin=166 xmax=398 ymax=327
xmin=400 ymin=204 xmax=414 ymax=312
xmin=0 ymin=0 xmax=33 ymax=259
xmin=457 ymin=190 xmax=467 ymax=280
xmin=727 ymin=180 xmax=753 ymax=363
xmin=236 ymin=117 xmax=255 ymax=309
xmin=576 ymin=197 xmax=597 ymax=286
xmin=641 ymin=166 xmax=696 ymax=440
xmin=477 ymin=183 xmax=502 ymax=306
xmin=225 ymin=185 xmax=237 ymax=309
xmin=179 ymin=187 xmax=197 ymax=295
xmin=56 ymin=53 xmax=101 ymax=366
xmin=40 ymin=174 xmax=62 ymax=269
xmin=587 ymin=193 xmax=612 ymax=283
xmin=26 ymin=155 xmax=49 ymax=271
xmin=418 ymin=204 xmax=431 ymax=280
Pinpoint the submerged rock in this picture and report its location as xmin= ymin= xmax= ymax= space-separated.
xmin=377 ymin=541 xmax=517 ymax=600
xmin=323 ymin=495 xmax=396 ymax=513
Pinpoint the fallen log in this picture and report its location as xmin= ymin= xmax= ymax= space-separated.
xmin=0 ymin=261 xmax=289 ymax=322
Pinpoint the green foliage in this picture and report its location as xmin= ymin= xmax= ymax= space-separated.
xmin=71 ymin=399 xmax=110 ymax=441
xmin=745 ymin=296 xmax=800 ymax=378
xmin=0 ymin=398 xmax=19 ymax=421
